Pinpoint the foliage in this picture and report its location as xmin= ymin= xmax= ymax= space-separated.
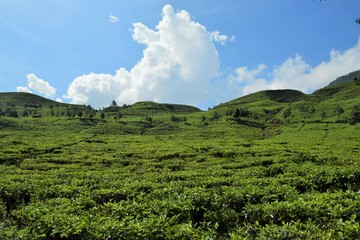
xmin=349 ymin=105 xmax=360 ymax=125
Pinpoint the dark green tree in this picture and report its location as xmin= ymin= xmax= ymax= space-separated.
xmin=232 ymin=108 xmax=241 ymax=118
xmin=213 ymin=111 xmax=220 ymax=120
xmin=114 ymin=112 xmax=122 ymax=121
xmin=309 ymin=106 xmax=316 ymax=114
xmin=349 ymin=105 xmax=360 ymax=125
xmin=320 ymin=110 xmax=327 ymax=121
xmin=111 ymin=100 xmax=118 ymax=107
xmin=334 ymin=107 xmax=344 ymax=116
xmin=23 ymin=110 xmax=29 ymax=117
xmin=283 ymin=107 xmax=292 ymax=120
xmin=144 ymin=115 xmax=152 ymax=122
xmin=171 ymin=115 xmax=180 ymax=122
xmin=5 ymin=108 xmax=18 ymax=118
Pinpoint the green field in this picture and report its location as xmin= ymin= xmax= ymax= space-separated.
xmin=1 ymin=77 xmax=360 ymax=239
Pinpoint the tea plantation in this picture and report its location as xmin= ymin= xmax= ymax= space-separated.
xmin=0 ymin=78 xmax=360 ymax=239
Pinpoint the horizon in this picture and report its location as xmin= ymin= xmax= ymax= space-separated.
xmin=1 ymin=1 xmax=360 ymax=109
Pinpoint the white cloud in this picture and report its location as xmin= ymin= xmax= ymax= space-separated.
xmin=17 ymin=74 xmax=56 ymax=98
xmin=109 ymin=13 xmax=119 ymax=23
xmin=230 ymin=38 xmax=360 ymax=97
xmin=16 ymin=86 xmax=32 ymax=93
xmin=65 ymin=4 xmax=220 ymax=108
xmin=56 ymin=98 xmax=63 ymax=103
xmin=210 ymin=31 xmax=235 ymax=45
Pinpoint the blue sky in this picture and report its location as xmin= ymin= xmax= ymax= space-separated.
xmin=0 ymin=0 xmax=359 ymax=109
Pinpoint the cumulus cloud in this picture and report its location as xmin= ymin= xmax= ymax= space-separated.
xmin=210 ymin=31 xmax=235 ymax=45
xmin=16 ymin=86 xmax=32 ymax=93
xmin=17 ymin=74 xmax=56 ymax=98
xmin=109 ymin=13 xmax=119 ymax=23
xmin=65 ymin=4 xmax=221 ymax=108
xmin=230 ymin=38 xmax=360 ymax=97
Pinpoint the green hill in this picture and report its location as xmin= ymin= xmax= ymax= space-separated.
xmin=0 ymin=92 xmax=62 ymax=107
xmin=111 ymin=101 xmax=201 ymax=117
xmin=327 ymin=69 xmax=360 ymax=87
xmin=211 ymin=76 xmax=360 ymax=125
xmin=0 ymin=92 xmax=92 ymax=118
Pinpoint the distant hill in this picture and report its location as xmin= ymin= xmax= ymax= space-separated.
xmin=1 ymin=70 xmax=360 ymax=124
xmin=102 ymin=101 xmax=201 ymax=118
xmin=212 ymin=74 xmax=360 ymax=124
xmin=328 ymin=69 xmax=360 ymax=87
xmin=0 ymin=92 xmax=94 ymax=110
xmin=126 ymin=101 xmax=201 ymax=113
xmin=0 ymin=92 xmax=63 ymax=107
xmin=0 ymin=92 xmax=92 ymax=118
xmin=0 ymin=92 xmax=201 ymax=119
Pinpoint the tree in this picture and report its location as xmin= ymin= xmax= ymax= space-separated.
xmin=5 ymin=108 xmax=18 ymax=118
xmin=232 ymin=108 xmax=241 ymax=118
xmin=309 ymin=106 xmax=316 ymax=114
xmin=349 ymin=105 xmax=360 ymax=125
xmin=320 ymin=110 xmax=327 ymax=121
xmin=111 ymin=100 xmax=118 ymax=107
xmin=23 ymin=110 xmax=29 ymax=117
xmin=171 ymin=115 xmax=180 ymax=122
xmin=334 ymin=107 xmax=344 ymax=116
xmin=100 ymin=112 xmax=105 ymax=120
xmin=114 ymin=112 xmax=122 ymax=121
xmin=213 ymin=111 xmax=220 ymax=120
xmin=144 ymin=115 xmax=152 ymax=122
xmin=77 ymin=111 xmax=83 ymax=118
xmin=283 ymin=107 xmax=292 ymax=120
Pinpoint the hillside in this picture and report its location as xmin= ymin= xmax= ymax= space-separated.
xmin=0 ymin=92 xmax=92 ymax=118
xmin=1 ymin=72 xmax=360 ymax=239
xmin=0 ymin=92 xmax=68 ymax=107
xmin=327 ymin=69 xmax=360 ymax=86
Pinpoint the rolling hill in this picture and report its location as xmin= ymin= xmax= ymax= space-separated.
xmin=212 ymin=73 xmax=360 ymax=124
xmin=1 ymin=70 xmax=360 ymax=127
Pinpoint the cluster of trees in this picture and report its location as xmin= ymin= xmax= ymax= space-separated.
xmin=226 ymin=108 xmax=252 ymax=118
xmin=1 ymin=99 xmax=360 ymax=126
xmin=0 ymin=103 xmax=18 ymax=118
xmin=170 ymin=115 xmax=187 ymax=122
xmin=349 ymin=105 xmax=360 ymax=125
xmin=0 ymin=102 xmax=96 ymax=119
xmin=0 ymin=108 xmax=19 ymax=118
